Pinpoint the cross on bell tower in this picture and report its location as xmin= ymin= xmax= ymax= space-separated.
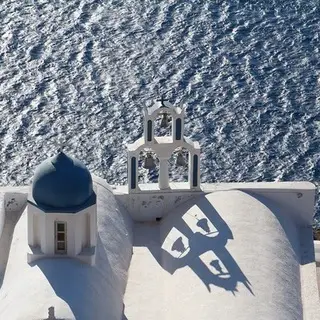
xmin=127 ymin=97 xmax=200 ymax=193
xmin=156 ymin=95 xmax=168 ymax=107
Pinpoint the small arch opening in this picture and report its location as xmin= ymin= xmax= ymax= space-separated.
xmin=154 ymin=110 xmax=172 ymax=137
xmin=138 ymin=149 xmax=159 ymax=186
xmin=168 ymin=147 xmax=189 ymax=184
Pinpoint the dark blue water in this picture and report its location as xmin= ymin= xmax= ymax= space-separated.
xmin=0 ymin=0 xmax=319 ymax=222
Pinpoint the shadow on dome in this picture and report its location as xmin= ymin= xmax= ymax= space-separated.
xmin=133 ymin=195 xmax=254 ymax=296
xmin=32 ymin=235 xmax=122 ymax=320
xmin=245 ymin=191 xmax=314 ymax=265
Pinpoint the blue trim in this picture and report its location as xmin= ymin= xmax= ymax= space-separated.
xmin=193 ymin=155 xmax=198 ymax=187
xmin=147 ymin=120 xmax=153 ymax=142
xmin=131 ymin=157 xmax=137 ymax=189
xmin=175 ymin=118 xmax=182 ymax=140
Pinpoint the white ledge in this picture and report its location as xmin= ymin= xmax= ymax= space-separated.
xmin=314 ymin=241 xmax=320 ymax=263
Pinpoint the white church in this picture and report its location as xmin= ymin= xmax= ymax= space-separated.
xmin=0 ymin=99 xmax=319 ymax=320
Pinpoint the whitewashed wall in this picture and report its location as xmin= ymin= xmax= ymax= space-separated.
xmin=116 ymin=190 xmax=201 ymax=221
xmin=28 ymin=204 xmax=96 ymax=264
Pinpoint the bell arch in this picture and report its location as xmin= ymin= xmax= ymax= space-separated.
xmin=154 ymin=109 xmax=173 ymax=137
xmin=143 ymin=101 xmax=183 ymax=144
xmin=138 ymin=149 xmax=159 ymax=186
xmin=169 ymin=147 xmax=189 ymax=183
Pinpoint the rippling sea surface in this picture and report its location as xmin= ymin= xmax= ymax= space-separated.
xmin=0 ymin=1 xmax=319 ymax=221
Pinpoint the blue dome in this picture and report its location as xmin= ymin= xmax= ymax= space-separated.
xmin=32 ymin=152 xmax=93 ymax=209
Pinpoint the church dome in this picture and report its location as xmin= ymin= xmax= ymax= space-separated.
xmin=32 ymin=151 xmax=93 ymax=209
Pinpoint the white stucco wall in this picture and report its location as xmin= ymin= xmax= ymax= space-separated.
xmin=74 ymin=212 xmax=88 ymax=254
xmin=0 ymin=192 xmax=27 ymax=283
xmin=28 ymin=203 xmax=96 ymax=261
xmin=114 ymin=181 xmax=316 ymax=226
xmin=33 ymin=213 xmax=40 ymax=246
xmin=116 ymin=186 xmax=200 ymax=221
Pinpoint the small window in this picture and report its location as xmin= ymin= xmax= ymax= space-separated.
xmin=57 ymin=242 xmax=66 ymax=251
xmin=55 ymin=221 xmax=67 ymax=254
xmin=57 ymin=223 xmax=65 ymax=232
xmin=57 ymin=233 xmax=65 ymax=241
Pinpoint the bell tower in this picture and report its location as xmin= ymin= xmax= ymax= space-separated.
xmin=127 ymin=98 xmax=200 ymax=193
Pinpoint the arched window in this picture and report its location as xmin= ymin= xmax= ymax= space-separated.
xmin=192 ymin=155 xmax=198 ymax=187
xmin=131 ymin=157 xmax=137 ymax=189
xmin=175 ymin=118 xmax=182 ymax=140
xmin=154 ymin=111 xmax=172 ymax=137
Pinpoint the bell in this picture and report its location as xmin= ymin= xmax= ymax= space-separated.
xmin=160 ymin=113 xmax=170 ymax=128
xmin=144 ymin=153 xmax=156 ymax=170
xmin=176 ymin=152 xmax=186 ymax=167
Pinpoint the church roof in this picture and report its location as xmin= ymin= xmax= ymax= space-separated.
xmin=30 ymin=152 xmax=95 ymax=212
xmin=124 ymin=189 xmax=320 ymax=319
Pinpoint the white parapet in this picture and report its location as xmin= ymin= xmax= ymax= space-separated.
xmin=113 ymin=181 xmax=316 ymax=225
xmin=314 ymin=241 xmax=320 ymax=263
